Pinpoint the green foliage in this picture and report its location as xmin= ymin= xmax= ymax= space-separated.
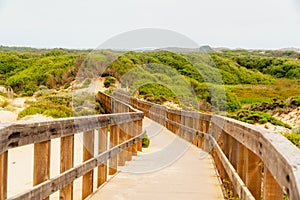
xmin=291 ymin=96 xmax=300 ymax=106
xmin=0 ymin=96 xmax=9 ymax=108
xmin=18 ymin=100 xmax=72 ymax=119
xmin=82 ymin=78 xmax=91 ymax=87
xmin=104 ymin=76 xmax=116 ymax=88
xmin=284 ymin=133 xmax=300 ymax=148
xmin=234 ymin=110 xmax=291 ymax=128
xmin=139 ymin=83 xmax=177 ymax=104
xmin=212 ymin=49 xmax=300 ymax=79
xmin=0 ymin=48 xmax=88 ymax=95
xmin=142 ymin=131 xmax=150 ymax=148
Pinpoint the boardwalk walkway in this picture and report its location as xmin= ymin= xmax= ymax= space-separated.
xmin=89 ymin=117 xmax=224 ymax=200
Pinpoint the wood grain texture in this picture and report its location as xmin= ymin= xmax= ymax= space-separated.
xmin=34 ymin=141 xmax=51 ymax=200
xmin=9 ymin=133 xmax=143 ymax=200
xmin=0 ymin=151 xmax=7 ymax=200
xmin=82 ymin=130 xmax=94 ymax=199
xmin=263 ymin=167 xmax=283 ymax=200
xmin=60 ymin=135 xmax=74 ymax=200
xmin=97 ymin=127 xmax=107 ymax=188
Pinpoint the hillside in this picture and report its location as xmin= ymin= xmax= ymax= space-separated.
xmin=0 ymin=46 xmax=299 ymax=134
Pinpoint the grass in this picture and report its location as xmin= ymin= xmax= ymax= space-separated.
xmin=228 ymin=79 xmax=300 ymax=105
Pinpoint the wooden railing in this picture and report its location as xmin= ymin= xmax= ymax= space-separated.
xmin=0 ymin=91 xmax=144 ymax=200
xmin=113 ymin=91 xmax=300 ymax=200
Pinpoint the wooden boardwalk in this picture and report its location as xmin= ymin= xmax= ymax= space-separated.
xmin=89 ymin=118 xmax=224 ymax=200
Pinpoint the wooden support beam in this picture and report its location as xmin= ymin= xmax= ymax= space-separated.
xmin=34 ymin=141 xmax=51 ymax=200
xmin=0 ymin=151 xmax=7 ymax=200
xmin=60 ymin=135 xmax=74 ymax=200
xmin=97 ymin=127 xmax=107 ymax=188
xmin=82 ymin=130 xmax=94 ymax=199
xmin=109 ymin=126 xmax=119 ymax=175
xmin=263 ymin=167 xmax=283 ymax=200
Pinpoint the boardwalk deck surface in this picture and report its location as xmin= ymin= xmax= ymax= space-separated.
xmin=89 ymin=117 xmax=224 ymax=200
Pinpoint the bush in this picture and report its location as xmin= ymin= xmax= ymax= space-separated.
xmin=82 ymin=78 xmax=91 ymax=88
xmin=104 ymin=76 xmax=116 ymax=88
xmin=0 ymin=98 xmax=9 ymax=108
xmin=284 ymin=133 xmax=300 ymax=148
xmin=142 ymin=131 xmax=150 ymax=148
xmin=234 ymin=110 xmax=292 ymax=128
xmin=18 ymin=100 xmax=72 ymax=119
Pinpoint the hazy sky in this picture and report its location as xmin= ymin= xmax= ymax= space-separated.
xmin=0 ymin=0 xmax=300 ymax=49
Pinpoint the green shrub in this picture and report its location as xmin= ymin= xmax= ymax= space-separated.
xmin=104 ymin=76 xmax=116 ymax=88
xmin=142 ymin=131 xmax=150 ymax=148
xmin=0 ymin=98 xmax=9 ymax=108
xmin=284 ymin=133 xmax=300 ymax=148
xmin=82 ymin=78 xmax=91 ymax=87
xmin=18 ymin=100 xmax=72 ymax=119
xmin=234 ymin=110 xmax=291 ymax=128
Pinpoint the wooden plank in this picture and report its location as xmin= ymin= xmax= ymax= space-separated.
xmin=97 ymin=127 xmax=107 ymax=188
xmin=132 ymin=122 xmax=138 ymax=156
xmin=0 ymin=112 xmax=143 ymax=154
xmin=136 ymin=120 xmax=142 ymax=152
xmin=237 ymin=143 xmax=246 ymax=183
xmin=109 ymin=126 xmax=119 ymax=175
xmin=210 ymin=137 xmax=255 ymax=200
xmin=34 ymin=140 xmax=51 ymax=200
xmin=0 ymin=151 xmax=7 ymax=200
xmin=9 ymin=133 xmax=143 ymax=200
xmin=118 ymin=124 xmax=126 ymax=166
xmin=82 ymin=130 xmax=94 ymax=199
xmin=245 ymin=149 xmax=262 ymax=200
xmin=60 ymin=135 xmax=74 ymax=200
xmin=263 ymin=167 xmax=283 ymax=200
xmin=125 ymin=123 xmax=132 ymax=161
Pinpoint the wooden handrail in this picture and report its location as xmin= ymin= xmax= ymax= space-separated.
xmin=0 ymin=91 xmax=144 ymax=200
xmin=113 ymin=91 xmax=300 ymax=200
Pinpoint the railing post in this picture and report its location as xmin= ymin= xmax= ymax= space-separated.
xmin=82 ymin=130 xmax=94 ymax=199
xmin=109 ymin=125 xmax=119 ymax=175
xmin=132 ymin=121 xmax=138 ymax=156
xmin=263 ymin=167 xmax=283 ymax=200
xmin=34 ymin=140 xmax=51 ymax=200
xmin=118 ymin=124 xmax=126 ymax=166
xmin=0 ymin=151 xmax=8 ymax=200
xmin=98 ymin=127 xmax=107 ymax=188
xmin=125 ymin=122 xmax=133 ymax=161
xmin=60 ymin=135 xmax=74 ymax=200
xmin=137 ymin=120 xmax=142 ymax=152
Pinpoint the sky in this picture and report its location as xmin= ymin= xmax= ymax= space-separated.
xmin=0 ymin=0 xmax=300 ymax=49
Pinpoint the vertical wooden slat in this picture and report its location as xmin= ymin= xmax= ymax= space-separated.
xmin=125 ymin=122 xmax=132 ymax=161
xmin=118 ymin=124 xmax=126 ymax=166
xmin=109 ymin=126 xmax=119 ymax=175
xmin=82 ymin=130 xmax=94 ymax=199
xmin=98 ymin=127 xmax=107 ymax=188
xmin=132 ymin=121 xmax=138 ymax=156
xmin=245 ymin=149 xmax=262 ymax=200
xmin=0 ymin=151 xmax=8 ymax=200
xmin=137 ymin=120 xmax=143 ymax=152
xmin=263 ymin=167 xmax=283 ymax=200
xmin=60 ymin=135 xmax=74 ymax=200
xmin=34 ymin=141 xmax=51 ymax=200
xmin=237 ymin=143 xmax=246 ymax=182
